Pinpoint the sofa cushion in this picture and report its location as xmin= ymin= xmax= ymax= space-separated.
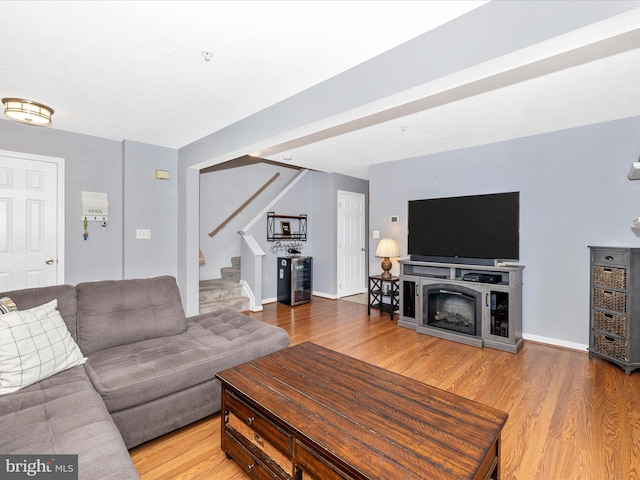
xmin=84 ymin=334 xmax=216 ymax=412
xmin=0 ymin=300 xmax=86 ymax=394
xmin=0 ymin=365 xmax=139 ymax=479
xmin=77 ymin=276 xmax=187 ymax=355
xmin=0 ymin=285 xmax=78 ymax=341
xmin=85 ymin=309 xmax=289 ymax=413
xmin=190 ymin=308 xmax=290 ymax=359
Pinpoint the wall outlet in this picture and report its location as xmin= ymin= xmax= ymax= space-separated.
xmin=136 ymin=229 xmax=151 ymax=239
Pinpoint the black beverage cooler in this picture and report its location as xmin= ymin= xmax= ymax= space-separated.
xmin=277 ymin=256 xmax=313 ymax=306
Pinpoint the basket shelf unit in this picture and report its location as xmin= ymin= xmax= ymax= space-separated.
xmin=589 ymin=246 xmax=640 ymax=375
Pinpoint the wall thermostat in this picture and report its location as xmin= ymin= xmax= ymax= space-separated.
xmin=390 ymin=215 xmax=400 ymax=223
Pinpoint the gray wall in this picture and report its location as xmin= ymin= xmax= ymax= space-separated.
xmin=241 ymin=170 xmax=368 ymax=300
xmin=0 ymin=120 xmax=178 ymax=286
xmin=245 ymin=173 xmax=312 ymax=300
xmin=369 ymin=115 xmax=640 ymax=348
xmin=0 ymin=118 xmax=124 ymax=284
xmin=307 ymin=172 xmax=369 ymax=296
xmin=199 ymin=163 xmax=298 ymax=280
xmin=123 ymin=140 xmax=178 ymax=280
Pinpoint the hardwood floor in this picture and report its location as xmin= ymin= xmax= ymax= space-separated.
xmin=130 ymin=297 xmax=640 ymax=479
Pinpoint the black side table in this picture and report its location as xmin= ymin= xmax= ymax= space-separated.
xmin=368 ymin=275 xmax=400 ymax=320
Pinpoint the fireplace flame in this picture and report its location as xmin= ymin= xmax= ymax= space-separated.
xmin=435 ymin=311 xmax=471 ymax=326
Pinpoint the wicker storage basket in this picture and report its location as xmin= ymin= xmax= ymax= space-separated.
xmin=593 ymin=311 xmax=626 ymax=337
xmin=593 ymin=333 xmax=627 ymax=361
xmin=228 ymin=413 xmax=293 ymax=475
xmin=593 ymin=266 xmax=626 ymax=289
xmin=593 ymin=288 xmax=626 ymax=313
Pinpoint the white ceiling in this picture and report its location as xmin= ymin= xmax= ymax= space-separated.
xmin=2 ymin=1 xmax=640 ymax=179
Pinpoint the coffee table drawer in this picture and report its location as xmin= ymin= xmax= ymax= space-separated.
xmin=228 ymin=412 xmax=294 ymax=475
xmin=294 ymin=440 xmax=356 ymax=480
xmin=225 ymin=390 xmax=293 ymax=456
xmin=224 ymin=430 xmax=286 ymax=480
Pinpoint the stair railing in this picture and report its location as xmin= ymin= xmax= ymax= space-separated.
xmin=208 ymin=172 xmax=280 ymax=238
xmin=239 ymin=169 xmax=308 ymax=235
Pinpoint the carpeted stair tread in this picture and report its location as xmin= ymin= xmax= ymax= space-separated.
xmin=199 ymin=257 xmax=248 ymax=313
xmin=199 ymin=279 xmax=244 ymax=302
xmin=199 ymin=295 xmax=250 ymax=314
xmin=220 ymin=266 xmax=241 ymax=283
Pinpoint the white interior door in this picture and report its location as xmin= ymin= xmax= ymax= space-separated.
xmin=0 ymin=150 xmax=64 ymax=291
xmin=337 ymin=190 xmax=366 ymax=297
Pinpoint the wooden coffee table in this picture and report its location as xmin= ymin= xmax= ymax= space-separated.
xmin=216 ymin=342 xmax=508 ymax=479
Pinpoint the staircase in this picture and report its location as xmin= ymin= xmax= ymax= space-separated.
xmin=199 ymin=257 xmax=250 ymax=313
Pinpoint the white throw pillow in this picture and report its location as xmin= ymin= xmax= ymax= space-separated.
xmin=0 ymin=299 xmax=86 ymax=394
xmin=0 ymin=297 xmax=17 ymax=314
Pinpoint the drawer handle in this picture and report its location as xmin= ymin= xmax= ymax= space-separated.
xmin=605 ymin=255 xmax=614 ymax=261
xmin=604 ymin=313 xmax=613 ymax=319
xmin=247 ymin=463 xmax=255 ymax=472
xmin=605 ymin=335 xmax=615 ymax=342
xmin=253 ymin=433 xmax=264 ymax=447
xmin=247 ymin=416 xmax=255 ymax=425
xmin=603 ymin=268 xmax=612 ymax=273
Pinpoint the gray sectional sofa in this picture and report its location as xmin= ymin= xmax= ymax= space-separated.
xmin=0 ymin=275 xmax=290 ymax=479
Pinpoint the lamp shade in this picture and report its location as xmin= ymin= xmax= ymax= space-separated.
xmin=2 ymin=98 xmax=54 ymax=126
xmin=375 ymin=238 xmax=399 ymax=258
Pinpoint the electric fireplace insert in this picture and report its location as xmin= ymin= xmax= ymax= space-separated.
xmin=423 ymin=283 xmax=482 ymax=337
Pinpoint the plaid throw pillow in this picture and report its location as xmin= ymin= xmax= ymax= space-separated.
xmin=0 ymin=297 xmax=17 ymax=315
xmin=0 ymin=299 xmax=86 ymax=394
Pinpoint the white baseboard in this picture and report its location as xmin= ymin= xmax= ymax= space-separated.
xmin=522 ymin=333 xmax=588 ymax=352
xmin=261 ymin=291 xmax=336 ymax=304
xmin=239 ymin=280 xmax=263 ymax=312
xmin=312 ymin=291 xmax=337 ymax=300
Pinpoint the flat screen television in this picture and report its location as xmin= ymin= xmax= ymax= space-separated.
xmin=408 ymin=192 xmax=519 ymax=265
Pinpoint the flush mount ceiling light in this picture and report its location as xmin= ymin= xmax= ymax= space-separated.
xmin=2 ymin=98 xmax=54 ymax=126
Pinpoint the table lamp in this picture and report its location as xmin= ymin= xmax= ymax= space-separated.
xmin=375 ymin=238 xmax=399 ymax=279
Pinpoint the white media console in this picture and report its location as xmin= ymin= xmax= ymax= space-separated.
xmin=399 ymin=259 xmax=524 ymax=353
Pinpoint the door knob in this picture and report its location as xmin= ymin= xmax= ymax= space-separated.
xmin=45 ymin=259 xmax=54 ymax=265
xmin=361 ymin=247 xmax=366 ymax=252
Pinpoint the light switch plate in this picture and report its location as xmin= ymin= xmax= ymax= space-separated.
xmin=136 ymin=229 xmax=151 ymax=239
xmin=155 ymin=169 xmax=170 ymax=180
